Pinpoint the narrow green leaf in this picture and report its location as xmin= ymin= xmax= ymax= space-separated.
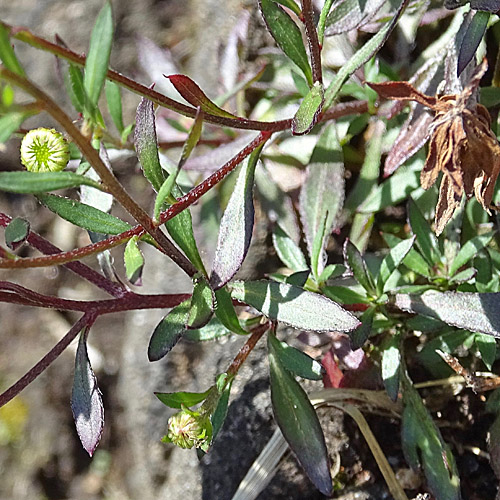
xmin=183 ymin=316 xmax=234 ymax=342
xmin=0 ymin=112 xmax=28 ymax=144
xmin=324 ymin=0 xmax=387 ymax=36
xmin=84 ymin=1 xmax=114 ymax=106
xmin=273 ymin=0 xmax=301 ymax=16
xmin=0 ymin=171 xmax=103 ymax=194
xmin=37 ymin=194 xmax=131 ymax=235
xmin=148 ymin=300 xmax=190 ymax=361
xmin=155 ymin=389 xmax=211 ymax=409
xmin=187 ymin=275 xmax=215 ymax=329
xmin=105 ymin=80 xmax=124 ymax=133
xmin=401 ymin=371 xmax=461 ymax=500
xmin=268 ymin=333 xmax=323 ymax=380
xmin=124 ymin=236 xmax=144 ymax=285
xmin=268 ymin=334 xmax=333 ymax=496
xmin=322 ymin=285 xmax=368 ymax=305
xmin=65 ymin=64 xmax=86 ymax=114
xmin=457 ymin=10 xmax=490 ymax=76
xmin=154 ymin=173 xmax=179 ymax=221
xmin=323 ymin=0 xmax=406 ymax=109
xmin=210 ymin=144 xmax=264 ymax=289
xmin=383 ymin=233 xmax=432 ymax=278
xmin=377 ymin=236 xmax=416 ymax=294
xmin=291 ymin=82 xmax=324 ymax=135
xmin=214 ymin=287 xmax=248 ymax=335
xmin=230 ymin=280 xmax=360 ymax=332
xmin=318 ymin=264 xmax=346 ymax=283
xmin=382 ymin=333 xmax=401 ymax=401
xmin=408 ymin=197 xmax=441 ymax=266
xmin=475 ymin=333 xmax=497 ymax=370
xmin=349 ymin=307 xmax=374 ymax=349
xmin=299 ymin=125 xmax=344 ymax=279
xmin=449 ymin=231 xmax=495 ymax=276
xmin=179 ymin=107 xmax=203 ymax=167
xmin=394 ymin=290 xmax=500 ymax=338
xmin=272 ymin=225 xmax=308 ymax=272
xmin=344 ymin=240 xmax=376 ymax=295
xmin=211 ymin=379 xmax=233 ymax=441
xmin=0 ymin=23 xmax=25 ymax=76
xmin=259 ymin=0 xmax=313 ymax=86
xmin=5 ymin=217 xmax=29 ymax=250
xmin=134 ymin=96 xmax=165 ymax=191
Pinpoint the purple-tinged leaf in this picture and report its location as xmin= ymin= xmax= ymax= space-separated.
xmin=5 ymin=217 xmax=29 ymax=251
xmin=148 ymin=300 xmax=190 ymax=361
xmin=292 ymin=82 xmax=324 ymax=136
xmin=230 ymin=280 xmax=360 ymax=332
xmin=134 ymin=95 xmax=165 ymax=192
xmin=457 ymin=11 xmax=489 ymax=76
xmin=210 ymin=144 xmax=264 ymax=289
xmin=324 ymin=0 xmax=387 ymax=36
xmin=299 ymin=125 xmax=344 ymax=279
xmin=268 ymin=333 xmax=333 ymax=496
xmin=71 ymin=327 xmax=104 ymax=457
xmin=166 ymin=74 xmax=239 ymax=119
xmin=394 ymin=291 xmax=500 ymax=338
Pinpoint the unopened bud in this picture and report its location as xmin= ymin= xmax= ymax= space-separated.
xmin=164 ymin=409 xmax=212 ymax=449
xmin=20 ymin=128 xmax=70 ymax=172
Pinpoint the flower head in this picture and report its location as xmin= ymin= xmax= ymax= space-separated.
xmin=369 ymin=59 xmax=500 ymax=235
xmin=20 ymin=128 xmax=70 ymax=173
xmin=162 ymin=408 xmax=212 ymax=450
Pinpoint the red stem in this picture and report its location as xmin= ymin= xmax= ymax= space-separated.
xmin=301 ymin=0 xmax=323 ymax=85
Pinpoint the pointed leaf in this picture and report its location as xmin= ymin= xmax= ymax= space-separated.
xmin=349 ymin=307 xmax=374 ymax=349
xmin=84 ymin=1 xmax=113 ymax=106
xmin=179 ymin=106 xmax=203 ymax=167
xmin=71 ymin=328 xmax=104 ymax=457
xmin=394 ymin=290 xmax=500 ymax=338
xmin=268 ymin=334 xmax=333 ymax=496
xmin=210 ymin=144 xmax=263 ymax=289
xmin=187 ymin=275 xmax=215 ymax=329
xmin=324 ymin=0 xmax=387 ymax=36
xmin=183 ymin=315 xmax=235 ymax=342
xmin=273 ymin=0 xmax=301 ymax=16
xmin=475 ymin=333 xmax=496 ymax=370
xmin=268 ymin=333 xmax=323 ymax=380
xmin=383 ymin=232 xmax=431 ymax=278
xmin=408 ymin=197 xmax=441 ymax=266
xmin=299 ymin=125 xmax=344 ymax=279
xmin=382 ymin=333 xmax=401 ymax=402
xmin=5 ymin=217 xmax=29 ymax=251
xmin=292 ymin=82 xmax=324 ymax=135
xmin=211 ymin=379 xmax=233 ymax=441
xmin=166 ymin=75 xmax=239 ymax=119
xmin=449 ymin=231 xmax=495 ymax=276
xmin=457 ymin=11 xmax=489 ymax=76
xmin=155 ymin=389 xmax=211 ymax=409
xmin=272 ymin=225 xmax=308 ymax=272
xmin=148 ymin=300 xmax=190 ymax=361
xmin=344 ymin=240 xmax=376 ymax=295
xmin=259 ymin=0 xmax=313 ymax=86
xmin=0 ymin=171 xmax=103 ymax=193
xmin=64 ymin=64 xmax=86 ymax=114
xmin=37 ymin=194 xmax=131 ymax=235
xmin=322 ymin=285 xmax=368 ymax=305
xmin=0 ymin=23 xmax=25 ymax=76
xmin=377 ymin=236 xmax=416 ymax=294
xmin=105 ymin=80 xmax=124 ymax=133
xmin=230 ymin=280 xmax=360 ymax=332
xmin=124 ymin=236 xmax=144 ymax=285
xmin=134 ymin=96 xmax=165 ymax=191
xmin=214 ymin=287 xmax=248 ymax=335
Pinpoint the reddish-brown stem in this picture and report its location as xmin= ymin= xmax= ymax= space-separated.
xmin=301 ymin=0 xmax=323 ymax=85
xmin=0 ymin=67 xmax=197 ymax=277
xmin=226 ymin=322 xmax=270 ymax=378
xmin=0 ymin=313 xmax=96 ymax=409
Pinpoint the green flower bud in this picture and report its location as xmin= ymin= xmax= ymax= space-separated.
xmin=163 ymin=409 xmax=212 ymax=449
xmin=20 ymin=128 xmax=70 ymax=172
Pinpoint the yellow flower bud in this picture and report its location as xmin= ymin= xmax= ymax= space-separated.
xmin=20 ymin=128 xmax=70 ymax=172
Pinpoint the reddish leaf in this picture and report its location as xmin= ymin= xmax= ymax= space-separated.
xmin=321 ymin=350 xmax=343 ymax=388
xmin=367 ymin=81 xmax=438 ymax=109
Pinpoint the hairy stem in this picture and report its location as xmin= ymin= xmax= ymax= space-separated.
xmin=301 ymin=0 xmax=323 ymax=84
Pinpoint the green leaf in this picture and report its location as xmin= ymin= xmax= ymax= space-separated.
xmin=5 ymin=217 xmax=29 ymax=250
xmin=84 ymin=1 xmax=114 ymax=107
xmin=344 ymin=240 xmax=376 ymax=295
xmin=0 ymin=171 xmax=103 ymax=194
xmin=272 ymin=0 xmax=301 ymax=16
xmin=259 ymin=0 xmax=313 ymax=86
xmin=124 ymin=236 xmax=144 ymax=285
xmin=377 ymin=236 xmax=416 ymax=294
xmin=148 ymin=300 xmax=190 ymax=361
xmin=211 ymin=379 xmax=233 ymax=441
xmin=183 ymin=315 xmax=234 ymax=342
xmin=323 ymin=0 xmax=406 ymax=109
xmin=210 ymin=144 xmax=263 ymax=289
xmin=134 ymin=96 xmax=165 ymax=192
xmin=187 ymin=275 xmax=215 ymax=329
xmin=291 ymin=82 xmax=324 ymax=135
xmin=272 ymin=225 xmax=308 ymax=272
xmin=394 ymin=291 xmax=500 ymax=338
xmin=0 ymin=112 xmax=28 ymax=144
xmin=105 ymin=80 xmax=124 ymax=133
xmin=322 ymin=285 xmax=368 ymax=305
xmin=179 ymin=106 xmax=203 ymax=168
xmin=230 ymin=280 xmax=360 ymax=332
xmin=457 ymin=10 xmax=490 ymax=76
xmin=214 ymin=287 xmax=248 ymax=335
xmin=268 ymin=333 xmax=333 ymax=496
xmin=318 ymin=264 xmax=346 ymax=283
xmin=65 ymin=64 xmax=86 ymax=114
xmin=408 ymin=197 xmax=441 ymax=266
xmin=155 ymin=389 xmax=211 ymax=409
xmin=37 ymin=194 xmax=131 ymax=235
xmin=299 ymin=125 xmax=344 ymax=279
xmin=349 ymin=307 xmax=374 ymax=349
xmin=475 ymin=333 xmax=497 ymax=370
xmin=383 ymin=233 xmax=432 ymax=278
xmin=401 ymin=371 xmax=461 ymax=500
xmin=324 ymin=0 xmax=387 ymax=36
xmin=449 ymin=231 xmax=495 ymax=276
xmin=0 ymin=23 xmax=25 ymax=76
xmin=382 ymin=332 xmax=401 ymax=402
xmin=268 ymin=333 xmax=323 ymax=380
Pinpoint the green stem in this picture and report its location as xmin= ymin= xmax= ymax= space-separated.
xmin=317 ymin=0 xmax=334 ymax=46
